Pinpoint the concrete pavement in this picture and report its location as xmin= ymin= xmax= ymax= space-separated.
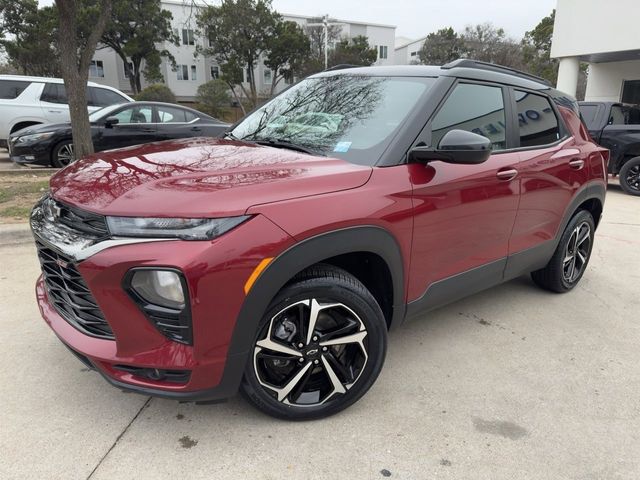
xmin=1 ymin=186 xmax=639 ymax=479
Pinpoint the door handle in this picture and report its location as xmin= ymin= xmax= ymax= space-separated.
xmin=569 ymin=159 xmax=585 ymax=170
xmin=48 ymin=110 xmax=62 ymax=113
xmin=142 ymin=128 xmax=155 ymax=133
xmin=191 ymin=127 xmax=202 ymax=132
xmin=496 ymin=168 xmax=518 ymax=181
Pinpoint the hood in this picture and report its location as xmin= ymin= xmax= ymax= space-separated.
xmin=11 ymin=123 xmax=71 ymax=137
xmin=50 ymin=138 xmax=373 ymax=217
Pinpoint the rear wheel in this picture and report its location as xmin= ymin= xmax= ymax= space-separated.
xmin=531 ymin=210 xmax=595 ymax=293
xmin=241 ymin=265 xmax=387 ymax=420
xmin=51 ymin=140 xmax=75 ymax=168
xmin=619 ymin=157 xmax=640 ymax=196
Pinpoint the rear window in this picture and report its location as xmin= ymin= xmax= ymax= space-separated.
xmin=0 ymin=80 xmax=31 ymax=99
xmin=90 ymin=87 xmax=127 ymax=107
xmin=515 ymin=90 xmax=561 ymax=147
xmin=579 ymin=104 xmax=599 ymax=129
xmin=40 ymin=83 xmax=68 ymax=104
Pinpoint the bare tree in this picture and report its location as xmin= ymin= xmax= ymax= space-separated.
xmin=55 ymin=0 xmax=112 ymax=159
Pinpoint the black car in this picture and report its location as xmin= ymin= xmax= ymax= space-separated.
xmin=579 ymin=101 xmax=640 ymax=195
xmin=8 ymin=101 xmax=230 ymax=167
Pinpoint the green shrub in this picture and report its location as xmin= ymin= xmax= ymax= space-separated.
xmin=136 ymin=84 xmax=176 ymax=103
xmin=195 ymin=79 xmax=231 ymax=118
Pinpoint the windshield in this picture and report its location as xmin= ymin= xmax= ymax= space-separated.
xmin=231 ymin=75 xmax=436 ymax=165
xmin=88 ymin=103 xmax=129 ymax=122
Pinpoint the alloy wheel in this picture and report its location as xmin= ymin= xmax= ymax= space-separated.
xmin=562 ymin=221 xmax=591 ymax=283
xmin=624 ymin=164 xmax=640 ymax=192
xmin=57 ymin=143 xmax=75 ymax=166
xmin=252 ymin=298 xmax=369 ymax=407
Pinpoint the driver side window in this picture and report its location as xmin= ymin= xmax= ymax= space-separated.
xmin=112 ymin=106 xmax=152 ymax=124
xmin=431 ymin=83 xmax=506 ymax=151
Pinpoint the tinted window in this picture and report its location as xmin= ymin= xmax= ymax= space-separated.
xmin=157 ymin=106 xmax=188 ymax=123
xmin=112 ymin=106 xmax=152 ymax=124
xmin=579 ymin=104 xmax=599 ymax=128
xmin=621 ymin=80 xmax=640 ymax=105
xmin=231 ymin=76 xmax=436 ymax=166
xmin=609 ymin=105 xmax=625 ymax=125
xmin=41 ymin=83 xmax=68 ymax=104
xmin=515 ymin=90 xmax=560 ymax=147
xmin=0 ymin=80 xmax=30 ymax=99
xmin=432 ymin=83 xmax=506 ymax=150
xmin=90 ymin=87 xmax=126 ymax=107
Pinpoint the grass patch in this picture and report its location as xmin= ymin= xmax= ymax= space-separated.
xmin=0 ymin=205 xmax=32 ymax=218
xmin=0 ymin=173 xmax=52 ymax=222
xmin=0 ymin=180 xmax=50 ymax=203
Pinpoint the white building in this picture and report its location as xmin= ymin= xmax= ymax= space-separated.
xmin=394 ymin=37 xmax=426 ymax=65
xmin=552 ymin=0 xmax=640 ymax=102
xmin=90 ymin=0 xmax=396 ymax=101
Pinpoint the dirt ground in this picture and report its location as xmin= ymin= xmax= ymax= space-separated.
xmin=0 ymin=173 xmax=52 ymax=223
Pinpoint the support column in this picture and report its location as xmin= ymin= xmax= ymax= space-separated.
xmin=556 ymin=56 xmax=580 ymax=97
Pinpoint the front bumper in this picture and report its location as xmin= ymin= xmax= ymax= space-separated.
xmin=8 ymin=139 xmax=52 ymax=166
xmin=32 ymin=205 xmax=294 ymax=401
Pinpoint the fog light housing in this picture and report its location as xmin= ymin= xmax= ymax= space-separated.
xmin=125 ymin=268 xmax=193 ymax=345
xmin=130 ymin=270 xmax=185 ymax=309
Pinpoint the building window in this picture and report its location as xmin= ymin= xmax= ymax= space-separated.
xmin=379 ymin=46 xmax=388 ymax=59
xmin=210 ymin=66 xmax=220 ymax=79
xmin=263 ymin=69 xmax=272 ymax=84
xmin=123 ymin=61 xmax=133 ymax=78
xmin=182 ymin=29 xmax=195 ymax=46
xmin=191 ymin=65 xmax=197 ymax=81
xmin=622 ymin=80 xmax=640 ymax=104
xmin=89 ymin=60 xmax=104 ymax=78
xmin=173 ymin=28 xmax=180 ymax=45
xmin=410 ymin=51 xmax=417 ymax=57
xmin=177 ymin=65 xmax=189 ymax=81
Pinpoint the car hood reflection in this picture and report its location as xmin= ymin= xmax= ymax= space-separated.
xmin=50 ymin=138 xmax=373 ymax=217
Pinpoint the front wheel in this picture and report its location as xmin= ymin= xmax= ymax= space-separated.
xmin=619 ymin=157 xmax=640 ymax=196
xmin=531 ymin=210 xmax=595 ymax=293
xmin=241 ymin=265 xmax=387 ymax=420
xmin=51 ymin=140 xmax=75 ymax=168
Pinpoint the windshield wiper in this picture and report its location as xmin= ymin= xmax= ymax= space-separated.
xmin=254 ymin=138 xmax=324 ymax=156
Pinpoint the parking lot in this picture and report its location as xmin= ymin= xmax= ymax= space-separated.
xmin=0 ymin=185 xmax=638 ymax=479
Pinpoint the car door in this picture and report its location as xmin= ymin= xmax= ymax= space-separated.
xmin=93 ymin=104 xmax=156 ymax=151
xmin=39 ymin=83 xmax=71 ymax=124
xmin=504 ymin=89 xmax=590 ymax=278
xmin=408 ymin=81 xmax=520 ymax=308
xmin=154 ymin=105 xmax=202 ymax=141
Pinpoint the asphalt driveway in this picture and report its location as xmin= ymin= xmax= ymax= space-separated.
xmin=1 ymin=185 xmax=639 ymax=480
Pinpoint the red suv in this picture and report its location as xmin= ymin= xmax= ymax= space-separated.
xmin=32 ymin=60 xmax=608 ymax=420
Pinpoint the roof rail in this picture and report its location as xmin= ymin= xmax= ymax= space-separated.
xmin=324 ymin=64 xmax=359 ymax=72
xmin=441 ymin=59 xmax=552 ymax=86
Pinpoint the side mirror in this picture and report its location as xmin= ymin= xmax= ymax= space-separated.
xmin=105 ymin=116 xmax=120 ymax=128
xmin=409 ymin=129 xmax=492 ymax=165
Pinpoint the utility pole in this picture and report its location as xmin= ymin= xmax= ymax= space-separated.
xmin=307 ymin=15 xmax=344 ymax=70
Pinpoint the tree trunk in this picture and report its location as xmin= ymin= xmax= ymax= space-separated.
xmin=227 ymin=82 xmax=246 ymax=115
xmin=55 ymin=0 xmax=113 ymax=160
xmin=133 ymin=58 xmax=143 ymax=94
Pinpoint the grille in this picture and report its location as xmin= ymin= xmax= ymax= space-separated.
xmin=36 ymin=241 xmax=114 ymax=339
xmin=53 ymin=199 xmax=109 ymax=238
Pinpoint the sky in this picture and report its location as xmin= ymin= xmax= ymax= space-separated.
xmin=38 ymin=0 xmax=557 ymax=41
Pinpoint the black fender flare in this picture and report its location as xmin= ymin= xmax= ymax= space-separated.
xmin=221 ymin=225 xmax=406 ymax=391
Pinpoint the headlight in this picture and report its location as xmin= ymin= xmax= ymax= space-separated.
xmin=15 ymin=132 xmax=55 ymax=144
xmin=106 ymin=216 xmax=250 ymax=240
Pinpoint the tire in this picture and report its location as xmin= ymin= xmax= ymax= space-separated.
xmin=241 ymin=264 xmax=387 ymax=420
xmin=619 ymin=157 xmax=640 ymax=196
xmin=51 ymin=140 xmax=75 ymax=168
xmin=531 ymin=210 xmax=595 ymax=293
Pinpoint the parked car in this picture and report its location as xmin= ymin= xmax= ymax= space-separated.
xmin=31 ymin=60 xmax=607 ymax=420
xmin=9 ymin=101 xmax=230 ymax=167
xmin=0 ymin=75 xmax=133 ymax=148
xmin=579 ymin=101 xmax=640 ymax=195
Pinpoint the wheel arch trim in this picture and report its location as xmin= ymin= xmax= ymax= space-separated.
xmin=224 ymin=225 xmax=406 ymax=386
